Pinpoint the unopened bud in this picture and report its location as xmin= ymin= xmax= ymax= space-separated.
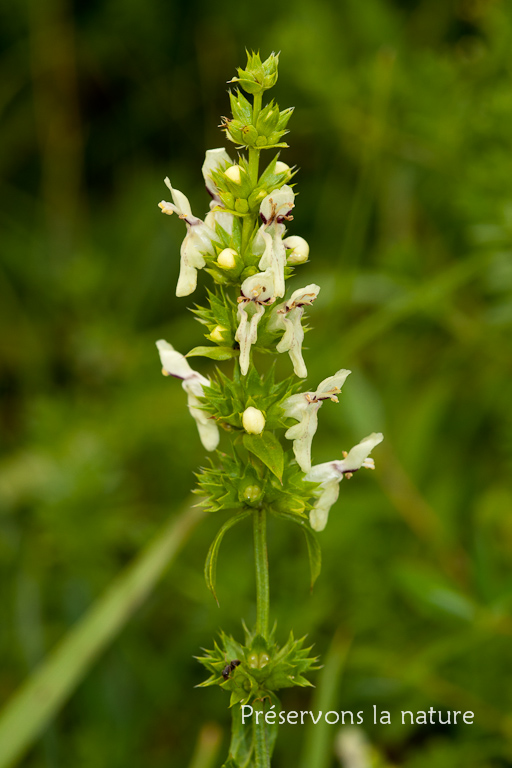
xmin=242 ymin=407 xmax=265 ymax=435
xmin=284 ymin=235 xmax=309 ymax=264
xmin=217 ymin=248 xmax=238 ymax=269
xmin=275 ymin=161 xmax=291 ymax=176
xmin=210 ymin=325 xmax=227 ymax=342
xmin=225 ymin=165 xmax=242 ymax=183
xmin=234 ymin=198 xmax=249 ymax=214
xmin=242 ymin=124 xmax=258 ymax=144
xmin=248 ymin=189 xmax=267 ymax=209
xmin=243 ymin=484 xmax=263 ymax=503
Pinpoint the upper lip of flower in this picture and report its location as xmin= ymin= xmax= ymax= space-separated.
xmin=202 ymin=148 xmax=233 ymax=202
xmin=259 ymin=185 xmax=295 ymax=226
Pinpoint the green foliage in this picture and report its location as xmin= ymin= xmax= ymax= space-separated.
xmin=201 ymin=364 xmax=298 ymax=430
xmin=243 ymin=432 xmax=284 ymax=481
xmin=204 ymin=511 xmax=252 ymax=601
xmin=270 ymin=508 xmax=322 ymax=589
xmin=197 ymin=624 xmax=319 ymax=704
xmin=229 ymin=51 xmax=280 ymax=96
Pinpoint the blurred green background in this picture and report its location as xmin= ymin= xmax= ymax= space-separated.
xmin=1 ymin=0 xmax=512 ymax=766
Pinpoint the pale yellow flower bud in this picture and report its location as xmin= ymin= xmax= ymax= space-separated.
xmin=217 ymin=248 xmax=238 ymax=269
xmin=284 ymin=235 xmax=309 ymax=265
xmin=210 ymin=325 xmax=227 ymax=342
xmin=224 ymin=165 xmax=242 ymax=183
xmin=243 ymin=484 xmax=262 ymax=503
xmin=242 ymin=406 xmax=265 ymax=434
xmin=275 ymin=161 xmax=291 ymax=176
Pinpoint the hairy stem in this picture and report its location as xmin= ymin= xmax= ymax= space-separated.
xmin=253 ymin=508 xmax=269 ymax=639
xmin=253 ymin=509 xmax=270 ymax=767
xmin=253 ymin=700 xmax=269 ymax=768
xmin=248 ymin=92 xmax=262 ymax=185
xmin=241 ymin=215 xmax=254 ymax=256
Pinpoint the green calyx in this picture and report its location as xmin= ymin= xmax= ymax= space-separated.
xmin=229 ymin=51 xmax=279 ymax=96
xmin=196 ymin=625 xmax=320 ymax=706
xmin=221 ymin=53 xmax=292 ymax=151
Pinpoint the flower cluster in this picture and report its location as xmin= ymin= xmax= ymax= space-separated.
xmin=155 ymin=50 xmax=383 ymax=549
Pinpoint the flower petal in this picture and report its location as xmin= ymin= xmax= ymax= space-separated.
xmin=284 ymin=402 xmax=320 ymax=471
xmin=163 ymin=178 xmax=193 ymax=218
xmin=259 ymin=185 xmax=295 ymax=225
xmin=176 ymin=229 xmax=212 ymax=297
xmin=333 ymin=432 xmax=384 ymax=474
xmin=235 ymin=302 xmax=265 ymax=376
xmin=256 ymin=227 xmax=286 ymax=298
xmin=305 ymin=433 xmax=384 ymax=530
xmin=156 ymin=339 xmax=195 ymax=379
xmin=155 ymin=340 xmax=219 ymax=451
xmin=309 ymin=481 xmax=340 ymax=532
xmin=276 ymin=308 xmax=307 ymax=378
xmin=202 ymin=148 xmax=232 ymax=200
xmin=240 ymin=270 xmax=275 ymax=302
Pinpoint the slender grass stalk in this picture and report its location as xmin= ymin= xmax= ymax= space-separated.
xmin=0 ymin=502 xmax=204 ymax=768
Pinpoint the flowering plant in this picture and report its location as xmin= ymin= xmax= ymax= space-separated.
xmin=156 ymin=51 xmax=382 ymax=767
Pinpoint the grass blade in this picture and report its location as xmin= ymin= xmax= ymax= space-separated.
xmin=0 ymin=502 xmax=205 ymax=768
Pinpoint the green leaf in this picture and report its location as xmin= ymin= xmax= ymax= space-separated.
xmin=224 ymin=703 xmax=253 ymax=768
xmin=187 ymin=346 xmax=238 ymax=361
xmin=205 ymin=511 xmax=252 ymax=602
xmin=243 ymin=432 xmax=284 ymax=481
xmin=271 ymin=509 xmax=322 ymax=588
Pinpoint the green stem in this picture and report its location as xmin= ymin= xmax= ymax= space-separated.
xmin=253 ymin=509 xmax=270 ymax=767
xmin=241 ymin=215 xmax=253 ymax=256
xmin=248 ymin=92 xmax=262 ymax=185
xmin=253 ymin=700 xmax=269 ymax=768
xmin=253 ymin=508 xmax=269 ymax=639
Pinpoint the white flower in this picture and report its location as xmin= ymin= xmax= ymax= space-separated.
xmin=282 ymin=370 xmax=351 ymax=472
xmin=202 ymin=148 xmax=232 ymax=202
xmin=259 ymin=185 xmax=295 ymax=226
xmin=158 ymin=178 xmax=217 ymax=297
xmin=235 ymin=271 xmax=275 ymax=376
xmin=257 ymin=226 xmax=287 ymax=298
xmin=283 ymin=235 xmax=309 ymax=265
xmin=156 ymin=340 xmax=219 ymax=451
xmin=242 ymin=407 xmax=266 ymax=434
xmin=204 ymin=205 xmax=234 ymax=237
xmin=268 ymin=284 xmax=320 ymax=377
xmin=305 ymin=433 xmax=384 ymax=531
